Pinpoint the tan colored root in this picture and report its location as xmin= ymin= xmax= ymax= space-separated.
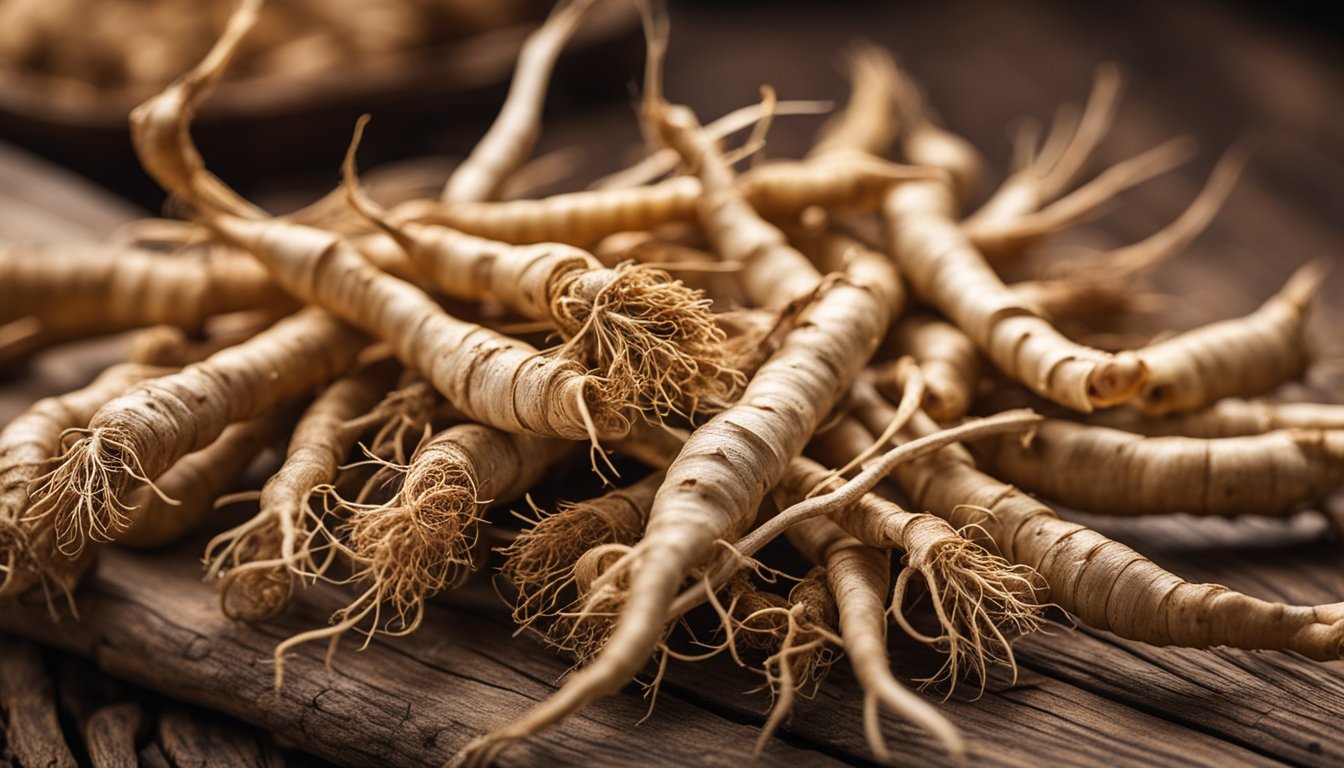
xmin=1086 ymin=397 xmax=1344 ymax=438
xmin=275 ymin=424 xmax=568 ymax=684
xmin=781 ymin=448 xmax=1043 ymax=694
xmin=0 ymin=364 xmax=172 ymax=599
xmin=1046 ymin=140 xmax=1254 ymax=282
xmin=594 ymin=99 xmax=835 ymax=191
xmin=545 ymin=543 xmax=635 ymax=668
xmin=211 ymin=514 xmax=301 ymax=622
xmin=979 ymin=419 xmax=1344 ymax=517
xmin=500 ymin=472 xmax=661 ymax=632
xmin=26 ymin=426 xmax=155 ymax=557
xmin=889 ymin=57 xmax=983 ymax=205
xmin=552 ymin=263 xmax=744 ymax=419
xmin=876 ymin=314 xmax=980 ymax=421
xmin=748 ymin=569 xmax=842 ymax=755
xmin=886 ymin=179 xmax=1146 ymax=412
xmin=786 ymin=517 xmax=965 ymax=760
xmin=861 ymin=398 xmax=1344 ymax=660
xmin=809 ymin=43 xmax=902 ymax=160
xmin=118 ymin=407 xmax=292 ymax=549
xmin=1133 ymin=260 xmax=1328 ymax=415
xmin=346 ymin=121 xmax=742 ymax=422
xmin=966 ymin=65 xmax=1123 ymax=228
xmin=0 ymin=241 xmax=292 ymax=336
xmin=25 ymin=310 xmax=363 ymax=558
xmin=966 ymin=137 xmax=1195 ymax=261
xmin=891 ymin=530 xmax=1043 ymax=692
xmin=442 ymin=0 xmax=598 ymax=203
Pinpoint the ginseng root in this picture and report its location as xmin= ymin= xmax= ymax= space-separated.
xmin=977 ymin=419 xmax=1344 ymax=517
xmin=205 ymin=358 xmax=401 ymax=622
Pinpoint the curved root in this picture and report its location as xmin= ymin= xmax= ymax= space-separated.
xmin=891 ymin=528 xmax=1045 ymax=694
xmin=25 ymin=428 xmax=165 ymax=557
xmin=553 ymin=263 xmax=745 ymax=421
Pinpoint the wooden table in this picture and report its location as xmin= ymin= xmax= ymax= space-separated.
xmin=3 ymin=1 xmax=1344 ymax=765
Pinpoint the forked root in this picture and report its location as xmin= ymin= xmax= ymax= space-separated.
xmin=891 ymin=520 xmax=1045 ymax=694
xmin=553 ymin=264 xmax=745 ymax=421
xmin=25 ymin=427 xmax=163 ymax=557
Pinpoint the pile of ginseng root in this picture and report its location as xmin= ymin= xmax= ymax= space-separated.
xmin=3 ymin=0 xmax=1344 ymax=765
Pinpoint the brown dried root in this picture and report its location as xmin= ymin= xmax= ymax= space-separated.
xmin=890 ymin=519 xmax=1043 ymax=691
xmin=736 ymin=568 xmax=842 ymax=754
xmin=273 ymin=424 xmax=568 ymax=686
xmin=551 ymin=263 xmax=745 ymax=419
xmin=500 ymin=472 xmax=661 ymax=632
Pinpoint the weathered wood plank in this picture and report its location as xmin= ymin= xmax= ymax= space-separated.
xmin=0 ymin=547 xmax=849 ymax=768
xmin=0 ymin=637 xmax=76 ymax=768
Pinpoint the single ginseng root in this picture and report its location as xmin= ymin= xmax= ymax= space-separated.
xmin=205 ymin=358 xmax=402 ymax=622
xmin=25 ymin=309 xmax=365 ymax=559
xmin=977 ymin=419 xmax=1344 ymax=517
xmin=272 ymin=424 xmax=570 ymax=687
xmin=784 ymin=514 xmax=964 ymax=761
xmin=0 ymin=364 xmax=172 ymax=601
xmin=719 ymin=567 xmax=842 ymax=756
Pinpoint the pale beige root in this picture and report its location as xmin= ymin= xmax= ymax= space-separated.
xmin=396 ymin=156 xmax=934 ymax=249
xmin=129 ymin=0 xmax=628 ymax=442
xmin=0 ymin=242 xmax=292 ymax=337
xmin=966 ymin=65 xmax=1122 ymax=232
xmin=25 ymin=309 xmax=364 ymax=559
xmin=1133 ymin=261 xmax=1327 ymax=415
xmin=593 ymin=99 xmax=835 ymax=191
xmin=888 ymin=59 xmax=982 ymax=206
xmin=876 ymin=314 xmax=980 ymax=420
xmin=119 ymin=405 xmax=295 ymax=549
xmin=206 ymin=358 xmax=401 ymax=622
xmin=1044 ymin=140 xmax=1254 ymax=283
xmin=964 ymin=137 xmax=1194 ymax=261
xmin=773 ymin=450 xmax=1043 ymax=686
xmin=126 ymin=0 xmax=267 ymax=221
xmin=786 ymin=515 xmax=964 ymax=760
xmin=855 ymin=398 xmax=1344 ymax=660
xmin=809 ymin=42 xmax=902 ymax=160
xmin=653 ymin=102 xmax=826 ymax=305
xmin=978 ymin=419 xmax=1344 ymax=518
xmin=453 ymin=127 xmax=905 ymax=765
xmin=441 ymin=0 xmax=597 ymax=203
xmin=343 ymin=132 xmax=742 ymax=421
xmin=0 ymin=364 xmax=172 ymax=600
xmin=274 ymin=424 xmax=570 ymax=682
xmin=1087 ymin=398 xmax=1344 ymax=438
xmin=500 ymin=471 xmax=662 ymax=635
xmin=885 ymin=179 xmax=1146 ymax=411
